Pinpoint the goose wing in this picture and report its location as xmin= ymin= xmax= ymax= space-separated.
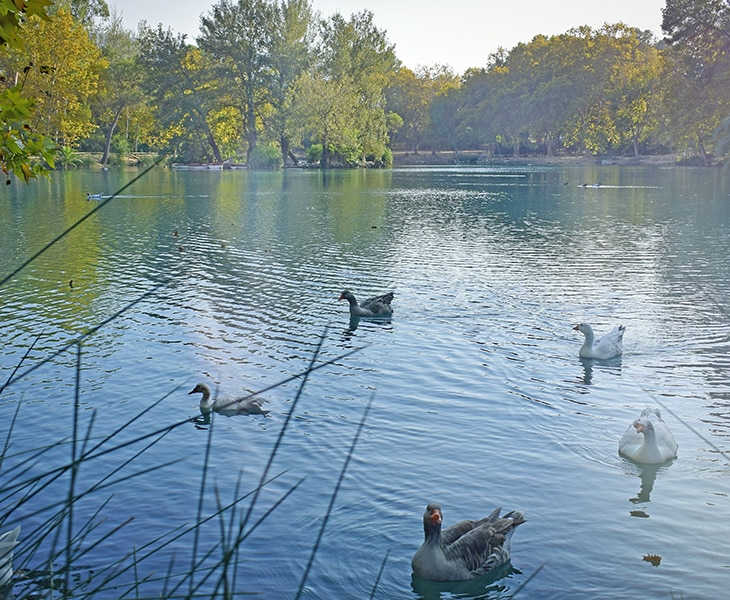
xmin=238 ymin=395 xmax=270 ymax=416
xmin=442 ymin=509 xmax=524 ymax=576
xmin=360 ymin=292 xmax=394 ymax=315
xmin=594 ymin=325 xmax=625 ymax=357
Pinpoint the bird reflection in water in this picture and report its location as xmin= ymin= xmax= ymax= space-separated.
xmin=629 ymin=462 xmax=662 ymax=504
xmin=578 ymin=356 xmax=622 ymax=385
xmin=621 ymin=460 xmax=675 ymax=519
xmin=343 ymin=313 xmax=392 ymax=335
xmin=410 ymin=562 xmax=517 ymax=600
xmin=348 ymin=314 xmax=361 ymax=332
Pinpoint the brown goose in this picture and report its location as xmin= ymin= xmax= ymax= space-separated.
xmin=411 ymin=503 xmax=525 ymax=581
xmin=188 ymin=383 xmax=269 ymax=417
xmin=338 ymin=290 xmax=394 ymax=317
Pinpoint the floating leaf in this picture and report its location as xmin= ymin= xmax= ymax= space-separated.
xmin=643 ymin=554 xmax=661 ymax=567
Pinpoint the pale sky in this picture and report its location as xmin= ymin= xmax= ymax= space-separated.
xmin=113 ymin=0 xmax=667 ymax=73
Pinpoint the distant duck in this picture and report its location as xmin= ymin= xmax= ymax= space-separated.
xmin=338 ymin=289 xmax=394 ymax=317
xmin=411 ymin=503 xmax=525 ymax=582
xmin=0 ymin=525 xmax=20 ymax=592
xmin=573 ymin=322 xmax=625 ymax=359
xmin=86 ymin=192 xmax=103 ymax=200
xmin=619 ymin=408 xmax=678 ymax=463
xmin=188 ymin=383 xmax=269 ymax=417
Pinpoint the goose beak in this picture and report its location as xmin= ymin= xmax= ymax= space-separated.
xmin=634 ymin=422 xmax=644 ymax=433
xmin=572 ymin=324 xmax=579 ymax=331
xmin=430 ymin=509 xmax=443 ymax=525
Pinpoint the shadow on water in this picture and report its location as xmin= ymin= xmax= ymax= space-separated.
xmin=410 ymin=562 xmax=518 ymax=600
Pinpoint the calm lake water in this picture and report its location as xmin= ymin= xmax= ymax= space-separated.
xmin=1 ymin=164 xmax=729 ymax=599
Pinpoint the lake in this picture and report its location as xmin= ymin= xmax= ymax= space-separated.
xmin=1 ymin=164 xmax=729 ymax=599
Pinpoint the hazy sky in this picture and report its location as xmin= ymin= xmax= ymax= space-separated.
xmin=113 ymin=0 xmax=667 ymax=73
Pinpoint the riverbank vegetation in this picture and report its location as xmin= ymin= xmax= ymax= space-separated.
xmin=1 ymin=0 xmax=730 ymax=174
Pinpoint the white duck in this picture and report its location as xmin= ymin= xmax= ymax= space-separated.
xmin=0 ymin=526 xmax=20 ymax=592
xmin=188 ymin=383 xmax=269 ymax=417
xmin=411 ymin=503 xmax=525 ymax=582
xmin=338 ymin=290 xmax=393 ymax=317
xmin=573 ymin=322 xmax=625 ymax=359
xmin=619 ymin=408 xmax=678 ymax=463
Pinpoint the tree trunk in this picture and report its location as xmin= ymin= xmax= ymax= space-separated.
xmin=101 ymin=107 xmax=124 ymax=166
xmin=280 ymin=136 xmax=296 ymax=165
xmin=698 ymin=133 xmax=710 ymax=166
xmin=245 ymin=94 xmax=257 ymax=166
xmin=321 ymin=137 xmax=330 ymax=168
xmin=204 ymin=126 xmax=222 ymax=163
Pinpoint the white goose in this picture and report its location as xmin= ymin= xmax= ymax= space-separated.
xmin=411 ymin=503 xmax=525 ymax=582
xmin=338 ymin=290 xmax=393 ymax=317
xmin=573 ymin=322 xmax=625 ymax=359
xmin=0 ymin=526 xmax=20 ymax=593
xmin=188 ymin=383 xmax=269 ymax=417
xmin=619 ymin=408 xmax=678 ymax=463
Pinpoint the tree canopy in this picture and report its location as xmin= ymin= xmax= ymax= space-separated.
xmin=3 ymin=0 xmax=730 ymax=174
xmin=0 ymin=0 xmax=56 ymax=183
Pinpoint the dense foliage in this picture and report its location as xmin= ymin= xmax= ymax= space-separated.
xmin=0 ymin=0 xmax=56 ymax=183
xmin=2 ymin=0 xmax=730 ymax=171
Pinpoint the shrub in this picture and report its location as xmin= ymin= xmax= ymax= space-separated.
xmin=306 ymin=144 xmax=323 ymax=165
xmin=248 ymin=143 xmax=283 ymax=169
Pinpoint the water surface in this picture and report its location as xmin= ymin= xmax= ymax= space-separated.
xmin=1 ymin=165 xmax=729 ymax=598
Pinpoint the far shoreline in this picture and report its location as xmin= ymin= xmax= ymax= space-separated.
xmin=390 ymin=150 xmax=709 ymax=168
xmin=69 ymin=150 xmax=716 ymax=171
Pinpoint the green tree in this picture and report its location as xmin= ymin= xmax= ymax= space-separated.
xmin=455 ymin=66 xmax=499 ymax=154
xmin=662 ymin=0 xmax=730 ymax=69
xmin=0 ymin=0 xmax=55 ymax=183
xmin=605 ymin=26 xmax=663 ymax=157
xmin=385 ymin=65 xmax=457 ymax=153
xmin=500 ymin=35 xmax=578 ymax=156
xmin=137 ymin=24 xmax=224 ymax=163
xmin=291 ymin=70 xmax=358 ymax=166
xmin=267 ymin=0 xmax=314 ymax=165
xmin=558 ymin=26 xmax=622 ymax=155
xmin=198 ymin=0 xmax=275 ymax=164
xmin=92 ymin=11 xmax=146 ymax=165
xmin=1 ymin=8 xmax=105 ymax=147
xmin=317 ymin=10 xmax=398 ymax=163
xmin=661 ymin=0 xmax=730 ymax=163
xmin=0 ymin=0 xmax=52 ymax=46
xmin=55 ymin=0 xmax=110 ymax=24
xmin=421 ymin=66 xmax=463 ymax=155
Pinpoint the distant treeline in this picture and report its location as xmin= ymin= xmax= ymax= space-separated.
xmin=1 ymin=0 xmax=728 ymax=169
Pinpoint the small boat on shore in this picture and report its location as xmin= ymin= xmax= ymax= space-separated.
xmin=171 ymin=163 xmax=224 ymax=170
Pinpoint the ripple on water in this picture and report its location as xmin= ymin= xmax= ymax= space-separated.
xmin=1 ymin=167 xmax=729 ymax=599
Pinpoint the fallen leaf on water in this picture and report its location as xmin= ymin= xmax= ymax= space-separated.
xmin=643 ymin=554 xmax=661 ymax=567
